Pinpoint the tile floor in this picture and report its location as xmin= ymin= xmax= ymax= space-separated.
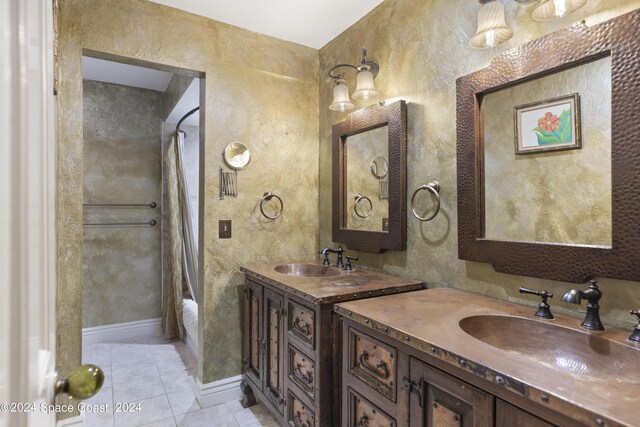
xmin=82 ymin=335 xmax=279 ymax=427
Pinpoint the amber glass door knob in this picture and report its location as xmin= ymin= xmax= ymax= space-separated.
xmin=55 ymin=364 xmax=104 ymax=400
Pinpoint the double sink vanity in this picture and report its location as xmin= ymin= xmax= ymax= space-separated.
xmin=240 ymin=10 xmax=640 ymax=427
xmin=242 ymin=258 xmax=640 ymax=427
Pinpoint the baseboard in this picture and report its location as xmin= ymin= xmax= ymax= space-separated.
xmin=82 ymin=318 xmax=162 ymax=346
xmin=196 ymin=375 xmax=243 ymax=408
xmin=184 ymin=327 xmax=198 ymax=360
xmin=56 ymin=413 xmax=84 ymax=427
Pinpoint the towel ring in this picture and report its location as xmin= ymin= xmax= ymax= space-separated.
xmin=260 ymin=192 xmax=283 ymax=220
xmin=411 ymin=181 xmax=441 ymax=221
xmin=354 ymin=194 xmax=373 ymax=218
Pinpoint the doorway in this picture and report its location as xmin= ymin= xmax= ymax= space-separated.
xmin=80 ymin=53 xmax=204 ymax=426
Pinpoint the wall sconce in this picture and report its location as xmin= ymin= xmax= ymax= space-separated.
xmin=328 ymin=48 xmax=379 ymax=111
xmin=470 ymin=0 xmax=590 ymax=49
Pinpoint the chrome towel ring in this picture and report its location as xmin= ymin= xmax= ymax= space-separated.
xmin=354 ymin=194 xmax=373 ymax=218
xmin=260 ymin=192 xmax=283 ymax=220
xmin=411 ymin=181 xmax=441 ymax=221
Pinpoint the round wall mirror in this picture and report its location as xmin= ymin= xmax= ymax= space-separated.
xmin=223 ymin=142 xmax=251 ymax=170
xmin=370 ymin=156 xmax=388 ymax=178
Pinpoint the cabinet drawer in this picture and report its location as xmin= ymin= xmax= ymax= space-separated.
xmin=288 ymin=300 xmax=316 ymax=349
xmin=288 ymin=389 xmax=316 ymax=427
xmin=348 ymin=327 xmax=397 ymax=402
xmin=288 ymin=344 xmax=315 ymax=400
xmin=347 ymin=387 xmax=396 ymax=427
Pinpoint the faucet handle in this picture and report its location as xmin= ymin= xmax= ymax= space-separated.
xmin=345 ymin=255 xmax=358 ymax=271
xmin=519 ymin=287 xmax=554 ymax=320
xmin=629 ymin=310 xmax=640 ymax=343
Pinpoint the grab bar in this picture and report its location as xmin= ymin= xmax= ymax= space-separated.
xmin=83 ymin=202 xmax=157 ymax=208
xmin=83 ymin=220 xmax=157 ymax=227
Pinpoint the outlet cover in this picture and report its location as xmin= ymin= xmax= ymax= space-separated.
xmin=219 ymin=219 xmax=232 ymax=239
xmin=382 ymin=218 xmax=389 ymax=231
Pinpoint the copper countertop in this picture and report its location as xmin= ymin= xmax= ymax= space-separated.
xmin=241 ymin=262 xmax=424 ymax=305
xmin=336 ymin=288 xmax=640 ymax=427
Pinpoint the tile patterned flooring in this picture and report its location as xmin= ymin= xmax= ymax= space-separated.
xmin=82 ymin=335 xmax=279 ymax=427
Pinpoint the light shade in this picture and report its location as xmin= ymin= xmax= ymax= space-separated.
xmin=329 ymin=80 xmax=354 ymax=112
xmin=352 ymin=67 xmax=378 ymax=100
xmin=469 ymin=1 xmax=514 ymax=49
xmin=533 ymin=0 xmax=588 ymax=21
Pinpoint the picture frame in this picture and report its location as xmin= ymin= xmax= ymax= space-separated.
xmin=513 ymin=93 xmax=581 ymax=154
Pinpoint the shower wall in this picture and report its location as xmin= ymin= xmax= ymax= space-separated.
xmin=83 ymin=80 xmax=164 ymax=327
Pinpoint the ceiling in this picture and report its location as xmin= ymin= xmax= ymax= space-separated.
xmin=147 ymin=0 xmax=384 ymax=49
xmin=82 ymin=57 xmax=174 ymax=92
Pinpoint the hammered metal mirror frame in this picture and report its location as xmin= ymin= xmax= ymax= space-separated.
xmin=332 ymin=100 xmax=407 ymax=253
xmin=456 ymin=10 xmax=640 ymax=283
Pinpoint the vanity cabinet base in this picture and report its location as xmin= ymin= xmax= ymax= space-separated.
xmin=242 ymin=271 xmax=425 ymax=426
xmin=341 ymin=318 xmax=589 ymax=427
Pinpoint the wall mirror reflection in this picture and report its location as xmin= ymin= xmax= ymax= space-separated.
xmin=346 ymin=126 xmax=389 ymax=232
xmin=483 ymin=56 xmax=612 ymax=247
xmin=332 ymin=100 xmax=407 ymax=253
xmin=456 ymin=13 xmax=640 ymax=283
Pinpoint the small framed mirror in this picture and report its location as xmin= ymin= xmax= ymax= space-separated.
xmin=223 ymin=142 xmax=251 ymax=170
xmin=370 ymin=156 xmax=388 ymax=178
xmin=332 ymin=100 xmax=407 ymax=253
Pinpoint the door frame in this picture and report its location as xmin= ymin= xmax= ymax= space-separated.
xmin=1 ymin=0 xmax=58 ymax=426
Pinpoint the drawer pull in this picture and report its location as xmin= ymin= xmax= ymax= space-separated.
xmin=293 ymin=410 xmax=311 ymax=427
xmin=358 ymin=351 xmax=389 ymax=380
xmin=294 ymin=363 xmax=313 ymax=385
xmin=356 ymin=414 xmax=369 ymax=427
xmin=293 ymin=317 xmax=311 ymax=336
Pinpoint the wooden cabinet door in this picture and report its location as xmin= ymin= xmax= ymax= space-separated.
xmin=495 ymin=400 xmax=557 ymax=427
xmin=264 ymin=289 xmax=285 ymax=414
xmin=244 ymin=281 xmax=263 ymax=389
xmin=408 ymin=357 xmax=493 ymax=427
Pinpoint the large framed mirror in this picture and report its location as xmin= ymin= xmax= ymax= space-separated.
xmin=456 ymin=10 xmax=640 ymax=283
xmin=332 ymin=100 xmax=407 ymax=253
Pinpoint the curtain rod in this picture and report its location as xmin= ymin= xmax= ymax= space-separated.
xmin=176 ymin=106 xmax=200 ymax=133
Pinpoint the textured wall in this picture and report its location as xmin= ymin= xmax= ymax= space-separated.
xmin=318 ymin=0 xmax=640 ymax=330
xmin=57 ymin=0 xmax=319 ymax=389
xmin=346 ymin=126 xmax=389 ymax=231
xmin=83 ymin=80 xmax=163 ymax=328
xmin=484 ymin=57 xmax=612 ymax=246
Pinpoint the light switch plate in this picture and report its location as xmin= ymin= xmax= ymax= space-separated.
xmin=382 ymin=218 xmax=389 ymax=231
xmin=219 ymin=219 xmax=232 ymax=239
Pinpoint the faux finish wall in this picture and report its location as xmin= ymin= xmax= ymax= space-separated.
xmin=57 ymin=0 xmax=319 ymax=388
xmin=318 ymin=0 xmax=640 ymax=329
xmin=83 ymin=80 xmax=163 ymax=328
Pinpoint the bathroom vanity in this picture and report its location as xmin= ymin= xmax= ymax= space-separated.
xmin=241 ymin=262 xmax=425 ymax=426
xmin=336 ymin=288 xmax=640 ymax=427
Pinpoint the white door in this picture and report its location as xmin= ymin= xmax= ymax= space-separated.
xmin=1 ymin=0 xmax=58 ymax=426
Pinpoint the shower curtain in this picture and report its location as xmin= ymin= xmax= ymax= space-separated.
xmin=162 ymin=131 xmax=199 ymax=339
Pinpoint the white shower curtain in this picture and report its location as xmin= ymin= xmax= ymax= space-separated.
xmin=162 ymin=131 xmax=199 ymax=339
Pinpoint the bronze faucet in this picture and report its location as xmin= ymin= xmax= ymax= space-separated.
xmin=561 ymin=279 xmax=604 ymax=331
xmin=319 ymin=245 xmax=345 ymax=268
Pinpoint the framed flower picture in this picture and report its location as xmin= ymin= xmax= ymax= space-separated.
xmin=513 ymin=93 xmax=581 ymax=154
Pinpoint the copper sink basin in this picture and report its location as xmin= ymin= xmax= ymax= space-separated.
xmin=459 ymin=315 xmax=640 ymax=383
xmin=274 ymin=264 xmax=342 ymax=278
